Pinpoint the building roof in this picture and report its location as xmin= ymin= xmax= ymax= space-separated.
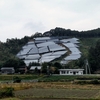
xmin=1 ymin=67 xmax=14 ymax=70
xmin=30 ymin=66 xmax=42 ymax=70
xmin=59 ymin=69 xmax=84 ymax=71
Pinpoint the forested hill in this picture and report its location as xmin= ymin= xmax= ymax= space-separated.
xmin=43 ymin=27 xmax=100 ymax=37
xmin=0 ymin=27 xmax=100 ymax=68
xmin=0 ymin=36 xmax=34 ymax=65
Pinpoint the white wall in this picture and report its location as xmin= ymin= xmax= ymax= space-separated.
xmin=60 ymin=70 xmax=83 ymax=75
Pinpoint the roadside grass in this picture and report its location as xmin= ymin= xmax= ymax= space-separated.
xmin=0 ymin=81 xmax=100 ymax=91
xmin=0 ymin=98 xmax=21 ymax=100
xmin=0 ymin=75 xmax=39 ymax=82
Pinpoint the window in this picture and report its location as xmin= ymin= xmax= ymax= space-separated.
xmin=61 ymin=71 xmax=65 ymax=74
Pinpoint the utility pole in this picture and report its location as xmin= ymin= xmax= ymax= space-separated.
xmin=47 ymin=66 xmax=50 ymax=76
xmin=85 ymin=59 xmax=91 ymax=74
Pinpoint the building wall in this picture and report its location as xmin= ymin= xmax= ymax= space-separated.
xmin=60 ymin=70 xmax=83 ymax=75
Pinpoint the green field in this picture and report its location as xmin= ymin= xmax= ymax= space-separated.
xmin=1 ymin=74 xmax=100 ymax=82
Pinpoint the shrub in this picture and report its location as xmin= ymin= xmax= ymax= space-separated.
xmin=0 ymin=87 xmax=14 ymax=98
xmin=13 ymin=76 xmax=21 ymax=83
xmin=90 ymin=79 xmax=99 ymax=84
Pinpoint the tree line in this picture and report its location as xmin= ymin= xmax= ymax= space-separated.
xmin=43 ymin=27 xmax=100 ymax=38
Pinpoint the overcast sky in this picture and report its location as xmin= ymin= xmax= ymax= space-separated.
xmin=0 ymin=0 xmax=100 ymax=42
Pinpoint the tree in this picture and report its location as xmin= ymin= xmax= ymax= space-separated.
xmin=88 ymin=40 xmax=100 ymax=73
xmin=2 ymin=57 xmax=26 ymax=72
xmin=41 ymin=62 xmax=48 ymax=74
xmin=54 ymin=62 xmax=62 ymax=69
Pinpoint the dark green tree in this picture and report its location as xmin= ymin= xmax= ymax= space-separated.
xmin=88 ymin=40 xmax=100 ymax=73
xmin=2 ymin=57 xmax=25 ymax=72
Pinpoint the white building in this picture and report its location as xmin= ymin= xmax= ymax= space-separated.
xmin=59 ymin=69 xmax=84 ymax=75
xmin=1 ymin=67 xmax=15 ymax=74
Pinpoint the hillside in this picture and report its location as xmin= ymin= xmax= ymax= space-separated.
xmin=79 ymin=38 xmax=100 ymax=57
xmin=0 ymin=27 xmax=100 ymax=72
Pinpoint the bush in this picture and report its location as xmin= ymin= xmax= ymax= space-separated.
xmin=75 ymin=80 xmax=88 ymax=85
xmin=0 ymin=87 xmax=14 ymax=98
xmin=13 ymin=76 xmax=21 ymax=83
xmin=90 ymin=79 xmax=99 ymax=84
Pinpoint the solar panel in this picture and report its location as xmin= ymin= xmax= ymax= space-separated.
xmin=52 ymin=51 xmax=67 ymax=56
xmin=74 ymin=44 xmax=79 ymax=47
xmin=69 ymin=48 xmax=81 ymax=54
xmin=64 ymin=54 xmax=81 ymax=60
xmin=49 ymin=44 xmax=66 ymax=51
xmin=60 ymin=38 xmax=79 ymax=44
xmin=37 ymin=41 xmax=55 ymax=47
xmin=34 ymin=37 xmax=50 ymax=41
xmin=35 ymin=40 xmax=47 ymax=44
xmin=60 ymin=39 xmax=69 ymax=43
xmin=63 ymin=43 xmax=75 ymax=48
xmin=24 ymin=59 xmax=39 ymax=66
xmin=69 ymin=39 xmax=79 ymax=44
xmin=28 ymin=47 xmax=39 ymax=54
xmin=27 ymin=41 xmax=35 ymax=45
xmin=42 ymin=52 xmax=53 ymax=57
xmin=25 ymin=54 xmax=40 ymax=60
xmin=47 ymin=39 xmax=59 ymax=42
xmin=72 ymin=38 xmax=79 ymax=41
xmin=19 ymin=48 xmax=31 ymax=55
xmin=22 ymin=44 xmax=36 ymax=49
xmin=40 ymin=55 xmax=60 ymax=63
xmin=38 ymin=47 xmax=49 ymax=53
xmin=17 ymin=55 xmax=26 ymax=59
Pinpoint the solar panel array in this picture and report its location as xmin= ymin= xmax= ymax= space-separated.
xmin=60 ymin=38 xmax=81 ymax=63
xmin=17 ymin=37 xmax=81 ymax=66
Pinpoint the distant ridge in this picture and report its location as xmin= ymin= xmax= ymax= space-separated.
xmin=43 ymin=27 xmax=100 ymax=38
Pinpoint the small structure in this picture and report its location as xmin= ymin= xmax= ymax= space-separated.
xmin=30 ymin=66 xmax=41 ymax=73
xmin=18 ymin=67 xmax=27 ymax=74
xmin=1 ymin=67 xmax=15 ymax=74
xmin=30 ymin=66 xmax=41 ymax=70
xmin=59 ymin=69 xmax=84 ymax=75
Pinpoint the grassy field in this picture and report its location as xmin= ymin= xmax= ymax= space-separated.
xmin=1 ymin=74 xmax=100 ymax=82
xmin=1 ymin=75 xmax=100 ymax=99
xmin=15 ymin=88 xmax=100 ymax=99
xmin=1 ymin=82 xmax=100 ymax=100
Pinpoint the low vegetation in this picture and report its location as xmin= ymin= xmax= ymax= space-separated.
xmin=1 ymin=75 xmax=100 ymax=99
xmin=0 ymin=87 xmax=14 ymax=99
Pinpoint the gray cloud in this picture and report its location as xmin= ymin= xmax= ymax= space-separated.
xmin=0 ymin=0 xmax=100 ymax=42
xmin=24 ymin=21 xmax=46 ymax=33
